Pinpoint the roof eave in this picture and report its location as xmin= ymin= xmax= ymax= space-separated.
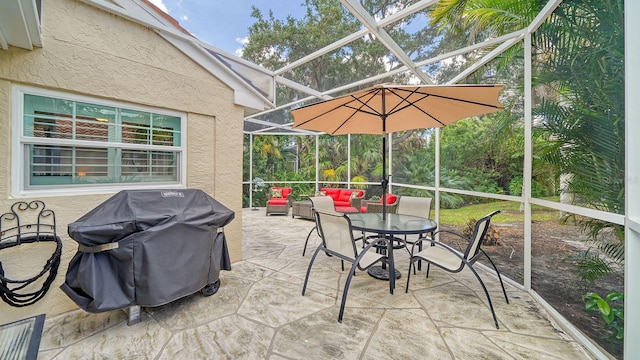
xmin=80 ymin=0 xmax=275 ymax=113
xmin=0 ymin=0 xmax=43 ymax=51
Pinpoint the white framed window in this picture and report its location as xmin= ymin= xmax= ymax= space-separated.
xmin=12 ymin=86 xmax=187 ymax=196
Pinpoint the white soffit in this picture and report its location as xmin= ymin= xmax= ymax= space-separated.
xmin=0 ymin=0 xmax=43 ymax=50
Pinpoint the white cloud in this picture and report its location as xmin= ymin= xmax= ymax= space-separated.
xmin=382 ymin=54 xmax=398 ymax=72
xmin=148 ymin=0 xmax=168 ymax=13
xmin=181 ymin=15 xmax=188 ymax=21
xmin=234 ymin=37 xmax=249 ymax=57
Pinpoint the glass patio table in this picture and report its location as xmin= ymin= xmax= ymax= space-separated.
xmin=346 ymin=213 xmax=437 ymax=294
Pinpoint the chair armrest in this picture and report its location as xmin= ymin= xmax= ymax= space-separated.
xmin=350 ymin=197 xmax=363 ymax=209
xmin=364 ymin=202 xmax=381 ymax=213
xmin=415 ymin=237 xmax=466 ymax=262
xmin=408 ymin=230 xmax=467 ymax=255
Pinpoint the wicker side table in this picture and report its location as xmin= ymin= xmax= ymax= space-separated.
xmin=292 ymin=200 xmax=314 ymax=220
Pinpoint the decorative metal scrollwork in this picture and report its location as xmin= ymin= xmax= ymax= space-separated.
xmin=0 ymin=201 xmax=62 ymax=307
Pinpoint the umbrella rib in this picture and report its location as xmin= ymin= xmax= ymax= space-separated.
xmin=349 ymin=88 xmax=383 ymax=116
xmin=387 ymin=86 xmax=503 ymax=110
xmin=330 ymin=90 xmax=383 ymax=134
xmin=293 ymin=101 xmax=360 ymax=129
xmin=385 ymin=87 xmax=420 ymax=114
xmin=384 ymin=88 xmax=504 ymax=126
xmin=410 ymin=88 xmax=504 ymax=109
xmin=342 ymin=104 xmax=380 ymax=117
xmin=383 ymin=88 xmax=446 ymax=126
xmin=294 ymin=88 xmax=382 ymax=131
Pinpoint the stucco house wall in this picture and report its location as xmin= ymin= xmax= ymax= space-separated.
xmin=0 ymin=0 xmax=244 ymax=323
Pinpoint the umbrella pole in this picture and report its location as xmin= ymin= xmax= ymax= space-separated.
xmin=382 ymin=131 xmax=387 ymax=221
xmin=381 ymin=91 xmax=388 ymax=221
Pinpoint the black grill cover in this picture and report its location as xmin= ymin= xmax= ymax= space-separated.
xmin=61 ymin=189 xmax=234 ymax=312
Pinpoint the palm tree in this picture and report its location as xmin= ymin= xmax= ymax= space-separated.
xmin=430 ymin=0 xmax=624 ymax=231
xmin=429 ymin=3 xmax=625 ymax=350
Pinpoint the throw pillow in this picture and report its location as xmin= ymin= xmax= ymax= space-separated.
xmin=350 ymin=191 xmax=360 ymax=199
xmin=315 ymin=190 xmax=326 ymax=197
xmin=271 ymin=188 xmax=283 ymax=198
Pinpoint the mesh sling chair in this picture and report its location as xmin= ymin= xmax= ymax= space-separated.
xmin=396 ymin=196 xmax=433 ymax=272
xmin=405 ymin=210 xmax=509 ymax=329
xmin=302 ymin=196 xmax=336 ymax=256
xmin=302 ymin=210 xmax=387 ymax=322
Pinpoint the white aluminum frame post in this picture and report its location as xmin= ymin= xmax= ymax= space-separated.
xmin=624 ymin=0 xmax=639 ymax=357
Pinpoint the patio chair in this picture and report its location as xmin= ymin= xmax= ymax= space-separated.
xmin=360 ymin=194 xmax=399 ymax=213
xmin=302 ymin=210 xmax=387 ymax=322
xmin=358 ymin=194 xmax=401 ymax=247
xmin=302 ymin=196 xmax=336 ymax=256
xmin=405 ymin=210 xmax=509 ymax=329
xmin=266 ymin=187 xmax=292 ymax=216
xmin=396 ymin=196 xmax=433 ymax=271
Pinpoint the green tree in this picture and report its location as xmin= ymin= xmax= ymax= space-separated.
xmin=428 ymin=0 xmax=624 ymax=355
xmin=242 ymin=0 xmax=444 ymax=190
xmin=429 ymin=0 xmax=624 ymax=240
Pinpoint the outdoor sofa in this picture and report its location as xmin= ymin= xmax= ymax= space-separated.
xmin=318 ymin=188 xmax=365 ymax=212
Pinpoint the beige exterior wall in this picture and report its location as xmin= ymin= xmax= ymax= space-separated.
xmin=0 ymin=0 xmax=244 ymax=323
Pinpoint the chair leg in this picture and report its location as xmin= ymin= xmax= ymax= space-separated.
xmin=403 ymin=235 xmax=418 ymax=275
xmin=426 ymin=263 xmax=431 ymax=278
xmin=338 ymin=262 xmax=358 ymax=323
xmin=482 ymin=250 xmax=509 ymax=304
xmin=405 ymin=259 xmax=414 ymax=293
xmin=302 ymin=226 xmax=316 ymax=256
xmin=468 ymin=265 xmax=500 ymax=329
xmin=302 ymin=246 xmax=322 ymax=296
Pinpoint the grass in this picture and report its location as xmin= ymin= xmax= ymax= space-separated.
xmin=439 ymin=200 xmax=562 ymax=226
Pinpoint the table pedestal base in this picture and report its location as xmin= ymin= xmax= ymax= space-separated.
xmin=367 ymin=265 xmax=401 ymax=280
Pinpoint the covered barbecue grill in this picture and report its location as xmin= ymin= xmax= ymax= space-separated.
xmin=61 ymin=189 xmax=234 ymax=313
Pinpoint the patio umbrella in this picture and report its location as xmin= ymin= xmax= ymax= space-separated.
xmin=291 ymin=83 xmax=505 ymax=219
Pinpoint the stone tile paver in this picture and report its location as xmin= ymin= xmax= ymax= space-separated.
xmin=39 ymin=209 xmax=597 ymax=359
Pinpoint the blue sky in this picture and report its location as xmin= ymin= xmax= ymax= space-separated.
xmin=149 ymin=0 xmax=308 ymax=55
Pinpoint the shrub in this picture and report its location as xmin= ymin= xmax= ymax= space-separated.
xmin=462 ymin=218 xmax=500 ymax=246
xmin=583 ymin=291 xmax=624 ymax=341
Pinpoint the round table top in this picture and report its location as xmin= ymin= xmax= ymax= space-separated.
xmin=346 ymin=213 xmax=437 ymax=234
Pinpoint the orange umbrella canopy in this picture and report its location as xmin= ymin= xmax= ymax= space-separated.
xmin=291 ymin=83 xmax=504 ymax=220
xmin=292 ymin=84 xmax=505 ymax=134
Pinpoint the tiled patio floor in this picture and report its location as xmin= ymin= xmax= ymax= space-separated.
xmin=38 ymin=208 xmax=595 ymax=359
